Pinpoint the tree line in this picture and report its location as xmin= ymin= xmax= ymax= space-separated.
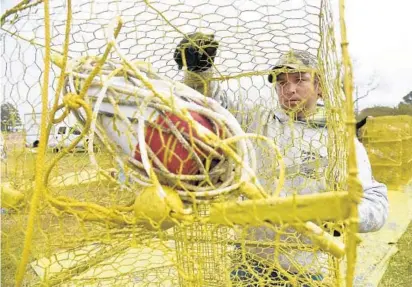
xmin=1 ymin=91 xmax=411 ymax=132
xmin=357 ymin=91 xmax=412 ymax=120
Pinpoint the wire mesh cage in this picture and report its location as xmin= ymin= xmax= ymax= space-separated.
xmin=1 ymin=0 xmax=361 ymax=286
xmin=361 ymin=115 xmax=412 ymax=190
xmin=173 ymin=203 xmax=232 ymax=286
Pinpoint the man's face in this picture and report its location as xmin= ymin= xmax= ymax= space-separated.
xmin=275 ymin=72 xmax=320 ymax=117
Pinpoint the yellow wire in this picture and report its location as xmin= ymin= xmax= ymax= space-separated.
xmin=0 ymin=0 xmax=42 ymax=26
xmin=339 ymin=0 xmax=362 ymax=286
xmin=49 ymin=0 xmax=72 ymax=125
xmin=77 ymin=18 xmax=123 ymax=101
xmin=43 ymin=98 xmax=92 ymax=185
xmin=15 ymin=0 xmax=51 ymax=285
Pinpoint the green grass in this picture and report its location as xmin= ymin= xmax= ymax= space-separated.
xmin=379 ymin=221 xmax=412 ymax=287
xmin=1 ymin=133 xmax=126 ymax=286
xmin=2 ymin=133 xmax=412 ymax=286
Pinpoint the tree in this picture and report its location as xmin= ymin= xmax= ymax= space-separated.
xmin=402 ymin=91 xmax=412 ymax=104
xmin=397 ymin=102 xmax=412 ymax=115
xmin=357 ymin=103 xmax=412 ymax=120
xmin=1 ymin=102 xmax=22 ymax=132
xmin=357 ymin=106 xmax=397 ymax=120
xmin=353 ymin=73 xmax=379 ymax=114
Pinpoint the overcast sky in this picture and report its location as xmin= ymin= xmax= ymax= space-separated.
xmin=341 ymin=0 xmax=412 ymax=109
xmin=1 ymin=0 xmax=411 ymax=111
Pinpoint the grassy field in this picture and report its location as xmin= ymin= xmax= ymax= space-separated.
xmin=2 ymin=133 xmax=411 ymax=286
xmin=379 ymin=221 xmax=412 ymax=286
xmin=1 ymin=133 xmax=128 ymax=286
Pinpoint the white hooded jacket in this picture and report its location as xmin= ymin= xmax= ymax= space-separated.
xmin=183 ymin=71 xmax=388 ymax=275
xmin=215 ymin=88 xmax=387 ymax=276
xmin=233 ymin=104 xmax=388 ymax=274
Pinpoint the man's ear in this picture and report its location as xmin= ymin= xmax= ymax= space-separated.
xmin=315 ymin=76 xmax=323 ymax=99
xmin=317 ymin=88 xmax=323 ymax=99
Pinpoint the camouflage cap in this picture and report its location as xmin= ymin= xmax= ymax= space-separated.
xmin=268 ymin=49 xmax=318 ymax=83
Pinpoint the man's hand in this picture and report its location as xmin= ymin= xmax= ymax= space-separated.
xmin=356 ymin=116 xmax=373 ymax=130
xmin=173 ymin=32 xmax=219 ymax=72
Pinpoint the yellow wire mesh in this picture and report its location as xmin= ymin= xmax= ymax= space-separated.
xmin=361 ymin=115 xmax=412 ymax=190
xmin=1 ymin=0 xmax=360 ymax=286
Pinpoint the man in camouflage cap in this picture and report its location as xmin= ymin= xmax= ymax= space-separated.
xmin=173 ymin=41 xmax=388 ymax=285
xmin=232 ymin=49 xmax=388 ymax=285
xmin=268 ymin=49 xmax=319 ymax=82
xmin=268 ymin=49 xmax=323 ymax=121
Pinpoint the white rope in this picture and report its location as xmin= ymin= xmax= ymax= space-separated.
xmin=61 ymin=17 xmax=285 ymax=203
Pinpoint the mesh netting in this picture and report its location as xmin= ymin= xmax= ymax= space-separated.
xmin=361 ymin=115 xmax=412 ymax=190
xmin=1 ymin=0 xmax=361 ymax=286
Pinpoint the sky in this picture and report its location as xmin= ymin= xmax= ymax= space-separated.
xmin=340 ymin=0 xmax=412 ymax=109
xmin=1 ymin=0 xmax=411 ymax=111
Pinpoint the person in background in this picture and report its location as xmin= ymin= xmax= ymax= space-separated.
xmin=174 ymin=35 xmax=388 ymax=285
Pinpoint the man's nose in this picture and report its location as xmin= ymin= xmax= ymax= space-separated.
xmin=284 ymin=82 xmax=297 ymax=95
